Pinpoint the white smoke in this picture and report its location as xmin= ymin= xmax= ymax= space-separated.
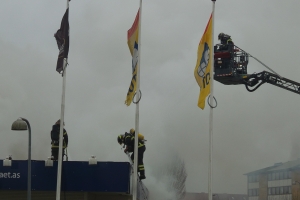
xmin=144 ymin=151 xmax=187 ymax=200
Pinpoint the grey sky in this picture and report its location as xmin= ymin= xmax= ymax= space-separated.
xmin=0 ymin=0 xmax=300 ymax=196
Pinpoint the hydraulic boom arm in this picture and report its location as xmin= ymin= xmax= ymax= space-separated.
xmin=244 ymin=71 xmax=300 ymax=95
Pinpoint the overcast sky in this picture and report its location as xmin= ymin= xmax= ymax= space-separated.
xmin=1 ymin=0 xmax=300 ymax=196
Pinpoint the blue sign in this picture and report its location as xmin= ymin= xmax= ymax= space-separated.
xmin=0 ymin=160 xmax=130 ymax=193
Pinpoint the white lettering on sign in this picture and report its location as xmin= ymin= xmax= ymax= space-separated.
xmin=0 ymin=172 xmax=20 ymax=178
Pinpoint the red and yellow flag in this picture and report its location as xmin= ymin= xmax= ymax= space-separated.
xmin=125 ymin=10 xmax=139 ymax=106
xmin=194 ymin=14 xmax=213 ymax=109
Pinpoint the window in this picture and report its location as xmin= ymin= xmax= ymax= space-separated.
xmin=279 ymin=172 xmax=283 ymax=180
xmin=248 ymin=175 xmax=259 ymax=183
xmin=272 ymin=187 xmax=276 ymax=194
xmin=268 ymin=171 xmax=291 ymax=181
xmin=275 ymin=187 xmax=280 ymax=195
xmin=280 ymin=187 xmax=284 ymax=194
xmin=268 ymin=188 xmax=272 ymax=195
xmin=269 ymin=186 xmax=292 ymax=195
xmin=283 ymin=186 xmax=289 ymax=194
xmin=275 ymin=172 xmax=280 ymax=180
xmin=268 ymin=173 xmax=272 ymax=181
xmin=283 ymin=171 xmax=288 ymax=179
xmin=249 ymin=189 xmax=259 ymax=196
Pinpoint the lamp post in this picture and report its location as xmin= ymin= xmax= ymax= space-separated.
xmin=11 ymin=117 xmax=31 ymax=200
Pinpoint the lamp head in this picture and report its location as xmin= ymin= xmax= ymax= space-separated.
xmin=11 ymin=118 xmax=27 ymax=131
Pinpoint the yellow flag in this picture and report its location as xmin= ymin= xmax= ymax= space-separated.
xmin=194 ymin=14 xmax=213 ymax=109
xmin=125 ymin=9 xmax=139 ymax=106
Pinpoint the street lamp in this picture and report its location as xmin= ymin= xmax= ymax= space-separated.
xmin=11 ymin=117 xmax=31 ymax=200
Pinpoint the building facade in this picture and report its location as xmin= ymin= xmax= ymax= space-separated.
xmin=245 ymin=159 xmax=300 ymax=200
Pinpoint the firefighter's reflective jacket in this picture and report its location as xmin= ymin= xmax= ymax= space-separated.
xmin=124 ymin=132 xmax=145 ymax=151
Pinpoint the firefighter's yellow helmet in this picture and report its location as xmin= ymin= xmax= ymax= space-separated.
xmin=130 ymin=128 xmax=135 ymax=134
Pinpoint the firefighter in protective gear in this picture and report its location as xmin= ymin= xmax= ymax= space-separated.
xmin=51 ymin=119 xmax=68 ymax=161
xmin=218 ymin=33 xmax=233 ymax=45
xmin=117 ymin=129 xmax=146 ymax=180
xmin=218 ymin=32 xmax=234 ymax=50
xmin=217 ymin=32 xmax=234 ymax=69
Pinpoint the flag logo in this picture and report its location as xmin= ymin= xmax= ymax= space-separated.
xmin=132 ymin=42 xmax=138 ymax=73
xmin=197 ymin=43 xmax=210 ymax=78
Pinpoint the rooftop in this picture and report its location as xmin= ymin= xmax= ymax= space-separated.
xmin=245 ymin=158 xmax=300 ymax=175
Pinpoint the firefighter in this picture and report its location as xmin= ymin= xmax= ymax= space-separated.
xmin=218 ymin=33 xmax=234 ymax=69
xmin=51 ymin=119 xmax=68 ymax=161
xmin=218 ymin=32 xmax=234 ymax=53
xmin=118 ymin=129 xmax=146 ymax=180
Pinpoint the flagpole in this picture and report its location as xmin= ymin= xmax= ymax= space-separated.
xmin=56 ymin=1 xmax=69 ymax=200
xmin=133 ymin=1 xmax=142 ymax=200
xmin=208 ymin=1 xmax=216 ymax=200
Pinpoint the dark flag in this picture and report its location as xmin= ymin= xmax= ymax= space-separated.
xmin=54 ymin=8 xmax=69 ymax=74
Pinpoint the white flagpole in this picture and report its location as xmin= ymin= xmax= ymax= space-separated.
xmin=56 ymin=1 xmax=69 ymax=200
xmin=208 ymin=1 xmax=216 ymax=200
xmin=133 ymin=1 xmax=142 ymax=200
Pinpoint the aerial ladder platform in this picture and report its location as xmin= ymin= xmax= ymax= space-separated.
xmin=214 ymin=44 xmax=300 ymax=95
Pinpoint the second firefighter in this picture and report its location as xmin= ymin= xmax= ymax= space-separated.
xmin=118 ymin=128 xmax=146 ymax=180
